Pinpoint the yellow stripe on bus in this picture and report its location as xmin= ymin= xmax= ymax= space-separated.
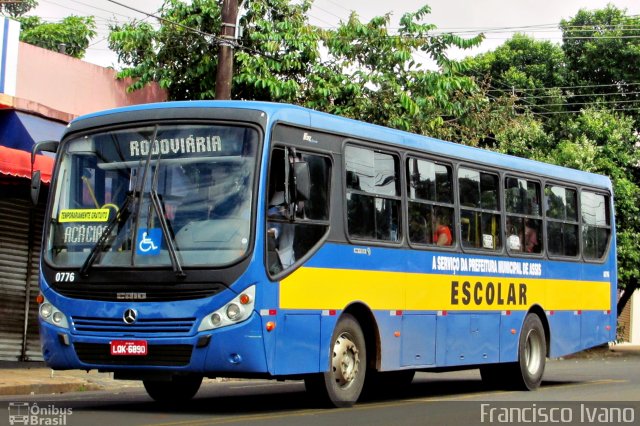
xmin=279 ymin=267 xmax=611 ymax=312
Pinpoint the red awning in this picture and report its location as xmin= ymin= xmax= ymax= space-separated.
xmin=0 ymin=145 xmax=53 ymax=183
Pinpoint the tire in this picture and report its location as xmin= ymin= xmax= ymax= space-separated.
xmin=517 ymin=313 xmax=546 ymax=390
xmin=143 ymin=375 xmax=203 ymax=403
xmin=304 ymin=313 xmax=367 ymax=407
xmin=480 ymin=313 xmax=546 ymax=390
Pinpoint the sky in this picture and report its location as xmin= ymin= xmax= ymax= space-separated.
xmin=28 ymin=0 xmax=640 ymax=68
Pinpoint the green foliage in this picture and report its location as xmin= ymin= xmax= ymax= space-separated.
xmin=109 ymin=0 xmax=485 ymax=131
xmin=311 ymin=5 xmax=485 ymax=134
xmin=0 ymin=0 xmax=37 ymax=18
xmin=18 ymin=15 xmax=96 ymax=59
xmin=109 ymin=0 xmax=221 ymax=98
xmin=461 ymin=34 xmax=566 ymax=115
xmin=561 ymin=5 xmax=640 ymax=125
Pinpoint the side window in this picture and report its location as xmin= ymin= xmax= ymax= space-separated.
xmin=266 ymin=147 xmax=331 ymax=275
xmin=581 ymin=191 xmax=611 ymax=260
xmin=505 ymin=177 xmax=543 ymax=254
xmin=407 ymin=157 xmax=455 ymax=246
xmin=345 ymin=145 xmax=401 ymax=242
xmin=458 ymin=168 xmax=502 ymax=250
xmin=545 ymin=185 xmax=579 ymax=257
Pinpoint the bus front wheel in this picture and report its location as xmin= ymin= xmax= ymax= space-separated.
xmin=143 ymin=375 xmax=203 ymax=403
xmin=304 ymin=313 xmax=367 ymax=407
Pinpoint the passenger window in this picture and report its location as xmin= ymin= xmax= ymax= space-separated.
xmin=266 ymin=147 xmax=331 ymax=275
xmin=458 ymin=168 xmax=501 ymax=250
xmin=581 ymin=191 xmax=611 ymax=259
xmin=407 ymin=157 xmax=454 ymax=246
xmin=345 ymin=145 xmax=401 ymax=242
xmin=505 ymin=177 xmax=543 ymax=254
xmin=545 ymin=185 xmax=579 ymax=257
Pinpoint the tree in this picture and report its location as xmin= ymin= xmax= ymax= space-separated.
xmin=18 ymin=15 xmax=96 ymax=59
xmin=0 ymin=0 xmax=37 ymax=18
xmin=110 ymin=1 xmax=486 ymax=137
xmin=561 ymin=5 xmax=640 ymax=126
xmin=460 ymin=34 xmax=567 ymax=116
xmin=110 ymin=0 xmax=222 ymax=98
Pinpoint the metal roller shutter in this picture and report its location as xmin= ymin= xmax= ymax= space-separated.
xmin=0 ymin=198 xmax=30 ymax=361
xmin=0 ymin=197 xmax=45 ymax=361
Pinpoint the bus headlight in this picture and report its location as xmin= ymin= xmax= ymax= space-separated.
xmin=198 ymin=285 xmax=255 ymax=332
xmin=39 ymin=298 xmax=69 ymax=329
xmin=226 ymin=303 xmax=241 ymax=320
xmin=40 ymin=303 xmax=53 ymax=318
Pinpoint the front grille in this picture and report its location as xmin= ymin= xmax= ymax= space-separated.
xmin=72 ymin=316 xmax=196 ymax=335
xmin=55 ymin=284 xmax=224 ymax=302
xmin=74 ymin=343 xmax=193 ymax=366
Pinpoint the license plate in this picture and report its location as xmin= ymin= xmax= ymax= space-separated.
xmin=110 ymin=340 xmax=147 ymax=356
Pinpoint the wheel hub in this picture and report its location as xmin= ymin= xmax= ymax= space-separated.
xmin=525 ymin=329 xmax=542 ymax=375
xmin=332 ymin=333 xmax=360 ymax=387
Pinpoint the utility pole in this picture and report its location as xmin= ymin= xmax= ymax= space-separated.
xmin=215 ymin=0 xmax=238 ymax=100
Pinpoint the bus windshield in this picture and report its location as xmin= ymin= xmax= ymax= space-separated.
xmin=45 ymin=123 xmax=259 ymax=270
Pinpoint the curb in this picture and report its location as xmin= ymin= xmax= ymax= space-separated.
xmin=0 ymin=382 xmax=103 ymax=397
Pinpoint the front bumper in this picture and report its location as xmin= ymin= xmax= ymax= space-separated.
xmin=40 ymin=311 xmax=269 ymax=375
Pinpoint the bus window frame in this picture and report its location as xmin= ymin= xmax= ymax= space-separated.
xmin=503 ymin=173 xmax=545 ymax=258
xmin=456 ymin=163 xmax=504 ymax=255
xmin=543 ymin=181 xmax=581 ymax=261
xmin=342 ymin=140 xmax=404 ymax=247
xmin=578 ymin=187 xmax=613 ymax=264
xmin=404 ymin=152 xmax=457 ymax=251
xmin=264 ymin=142 xmax=334 ymax=281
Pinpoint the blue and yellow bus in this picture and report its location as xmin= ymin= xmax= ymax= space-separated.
xmin=33 ymin=101 xmax=616 ymax=407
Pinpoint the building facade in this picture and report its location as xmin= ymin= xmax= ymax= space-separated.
xmin=0 ymin=17 xmax=165 ymax=361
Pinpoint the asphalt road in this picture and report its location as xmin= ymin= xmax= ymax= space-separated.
xmin=2 ymin=356 xmax=639 ymax=426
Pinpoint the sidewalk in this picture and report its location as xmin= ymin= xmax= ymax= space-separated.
xmin=1 ymin=344 xmax=639 ymax=397
xmin=0 ymin=362 xmax=141 ymax=397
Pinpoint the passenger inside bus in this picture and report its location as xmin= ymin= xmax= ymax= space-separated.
xmin=433 ymin=214 xmax=453 ymax=246
xmin=524 ymin=219 xmax=539 ymax=253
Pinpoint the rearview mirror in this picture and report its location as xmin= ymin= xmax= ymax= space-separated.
xmin=293 ymin=161 xmax=310 ymax=201
xmin=30 ymin=170 xmax=41 ymax=205
xmin=30 ymin=140 xmax=59 ymax=205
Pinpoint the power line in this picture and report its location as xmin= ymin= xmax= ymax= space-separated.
xmin=533 ymin=98 xmax=640 ymax=108
xmin=516 ymin=90 xmax=640 ymax=101
xmin=489 ymin=82 xmax=640 ymax=93
xmin=531 ymin=106 xmax=640 ymax=115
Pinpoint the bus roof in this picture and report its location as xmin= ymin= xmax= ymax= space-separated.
xmin=71 ymin=100 xmax=612 ymax=190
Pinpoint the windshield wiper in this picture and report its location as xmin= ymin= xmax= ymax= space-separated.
xmin=149 ymin=149 xmax=186 ymax=278
xmin=79 ymin=192 xmax=135 ymax=277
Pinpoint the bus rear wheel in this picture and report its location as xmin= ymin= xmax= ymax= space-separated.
xmin=143 ymin=375 xmax=203 ymax=403
xmin=480 ymin=313 xmax=546 ymax=390
xmin=304 ymin=313 xmax=367 ymax=407
xmin=517 ymin=313 xmax=546 ymax=390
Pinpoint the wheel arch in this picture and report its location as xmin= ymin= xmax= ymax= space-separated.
xmin=343 ymin=302 xmax=381 ymax=371
xmin=526 ymin=304 xmax=551 ymax=357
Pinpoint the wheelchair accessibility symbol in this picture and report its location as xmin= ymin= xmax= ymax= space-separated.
xmin=136 ymin=228 xmax=162 ymax=255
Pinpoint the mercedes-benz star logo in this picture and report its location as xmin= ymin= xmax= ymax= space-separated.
xmin=123 ymin=308 xmax=137 ymax=325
